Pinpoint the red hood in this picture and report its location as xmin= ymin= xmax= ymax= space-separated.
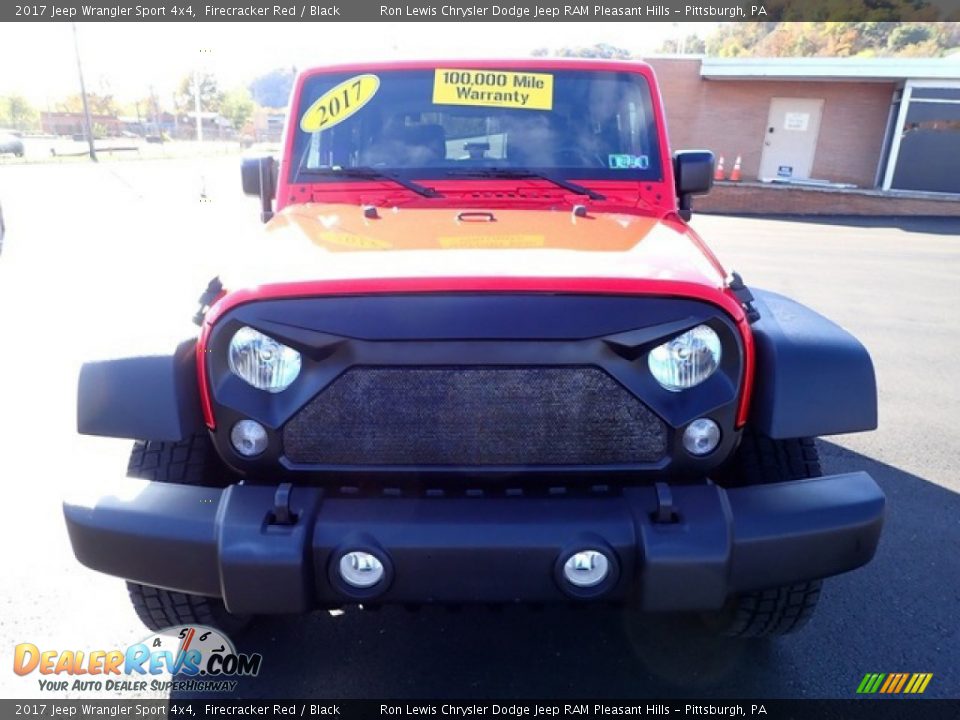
xmin=205 ymin=203 xmax=753 ymax=431
xmin=223 ymin=203 xmax=729 ymax=293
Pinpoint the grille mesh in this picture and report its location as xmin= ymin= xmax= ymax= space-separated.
xmin=283 ymin=367 xmax=666 ymax=466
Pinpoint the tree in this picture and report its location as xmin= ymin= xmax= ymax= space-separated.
xmin=56 ymin=93 xmax=118 ymax=116
xmin=175 ymin=72 xmax=224 ymax=114
xmin=704 ymin=20 xmax=958 ymax=58
xmin=0 ymin=94 xmax=39 ymax=131
xmin=534 ymin=43 xmax=632 ymax=59
xmin=656 ymin=34 xmax=707 ymax=54
xmin=249 ymin=68 xmax=296 ymax=109
xmin=887 ymin=23 xmax=933 ymax=50
xmin=221 ymin=88 xmax=256 ymax=132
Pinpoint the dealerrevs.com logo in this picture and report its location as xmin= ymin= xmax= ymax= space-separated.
xmin=13 ymin=625 xmax=262 ymax=693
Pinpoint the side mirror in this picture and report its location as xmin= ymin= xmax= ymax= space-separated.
xmin=673 ymin=150 xmax=715 ymax=221
xmin=241 ymin=155 xmax=278 ymax=223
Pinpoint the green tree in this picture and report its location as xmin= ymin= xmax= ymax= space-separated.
xmin=249 ymin=68 xmax=296 ymax=109
xmin=221 ymin=88 xmax=256 ymax=133
xmin=175 ymin=72 xmax=224 ymax=114
xmin=0 ymin=94 xmax=39 ymax=131
xmin=887 ymin=23 xmax=933 ymax=50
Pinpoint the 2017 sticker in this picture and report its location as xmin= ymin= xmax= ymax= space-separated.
xmin=300 ymin=74 xmax=380 ymax=133
xmin=433 ymin=69 xmax=553 ymax=111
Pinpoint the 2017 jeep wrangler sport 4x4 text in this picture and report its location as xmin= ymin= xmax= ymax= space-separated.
xmin=66 ymin=59 xmax=884 ymax=638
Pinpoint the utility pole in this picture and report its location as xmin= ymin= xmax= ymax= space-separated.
xmin=193 ymin=68 xmax=203 ymax=142
xmin=71 ymin=22 xmax=97 ymax=162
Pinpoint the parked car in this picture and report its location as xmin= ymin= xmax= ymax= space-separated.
xmin=0 ymin=132 xmax=25 ymax=157
xmin=67 ymin=59 xmax=884 ymax=639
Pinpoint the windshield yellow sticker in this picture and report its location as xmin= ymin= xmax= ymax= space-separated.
xmin=300 ymin=74 xmax=380 ymax=133
xmin=433 ymin=69 xmax=553 ymax=111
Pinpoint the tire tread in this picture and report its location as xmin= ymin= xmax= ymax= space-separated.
xmin=125 ymin=435 xmax=248 ymax=635
xmin=711 ymin=429 xmax=824 ymax=637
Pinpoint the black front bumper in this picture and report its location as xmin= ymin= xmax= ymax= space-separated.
xmin=64 ymin=473 xmax=884 ymax=615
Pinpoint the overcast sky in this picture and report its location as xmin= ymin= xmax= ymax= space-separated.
xmin=0 ymin=21 xmax=719 ymax=107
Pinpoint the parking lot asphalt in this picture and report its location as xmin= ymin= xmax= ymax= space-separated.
xmin=0 ymin=158 xmax=957 ymax=700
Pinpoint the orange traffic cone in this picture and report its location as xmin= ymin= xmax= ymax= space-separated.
xmin=730 ymin=155 xmax=742 ymax=182
xmin=714 ymin=155 xmax=726 ymax=181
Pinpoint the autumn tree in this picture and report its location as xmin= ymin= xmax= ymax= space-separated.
xmin=705 ymin=21 xmax=959 ymax=58
xmin=56 ymin=93 xmax=118 ymax=116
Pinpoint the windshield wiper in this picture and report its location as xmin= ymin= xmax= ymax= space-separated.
xmin=444 ymin=168 xmax=606 ymax=201
xmin=300 ymin=167 xmax=442 ymax=198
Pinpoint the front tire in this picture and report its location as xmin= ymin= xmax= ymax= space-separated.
xmin=127 ymin=582 xmax=250 ymax=635
xmin=125 ymin=435 xmax=251 ymax=634
xmin=706 ymin=430 xmax=824 ymax=637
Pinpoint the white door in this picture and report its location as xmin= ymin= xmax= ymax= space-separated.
xmin=758 ymin=98 xmax=824 ymax=181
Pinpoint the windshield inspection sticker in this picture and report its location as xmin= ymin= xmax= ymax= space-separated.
xmin=300 ymin=74 xmax=380 ymax=133
xmin=609 ymin=154 xmax=649 ymax=170
xmin=433 ymin=69 xmax=553 ymax=111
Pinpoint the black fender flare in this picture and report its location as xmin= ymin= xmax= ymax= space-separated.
xmin=748 ymin=289 xmax=877 ymax=439
xmin=77 ymin=339 xmax=204 ymax=441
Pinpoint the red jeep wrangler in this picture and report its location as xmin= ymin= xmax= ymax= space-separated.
xmin=67 ymin=59 xmax=883 ymax=637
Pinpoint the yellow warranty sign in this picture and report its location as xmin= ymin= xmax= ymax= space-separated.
xmin=433 ymin=69 xmax=553 ymax=111
xmin=300 ymin=74 xmax=380 ymax=133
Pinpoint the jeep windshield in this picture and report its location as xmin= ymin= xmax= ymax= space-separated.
xmin=289 ymin=67 xmax=663 ymax=187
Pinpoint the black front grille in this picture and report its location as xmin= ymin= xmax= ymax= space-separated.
xmin=283 ymin=367 xmax=667 ymax=466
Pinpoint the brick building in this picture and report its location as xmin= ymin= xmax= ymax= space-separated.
xmin=41 ymin=111 xmax=122 ymax=137
xmin=644 ymin=56 xmax=960 ymax=214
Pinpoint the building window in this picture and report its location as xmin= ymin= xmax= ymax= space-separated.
xmin=886 ymin=81 xmax=960 ymax=194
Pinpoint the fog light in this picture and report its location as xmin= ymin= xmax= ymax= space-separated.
xmin=562 ymin=550 xmax=610 ymax=588
xmin=339 ymin=551 xmax=385 ymax=588
xmin=230 ymin=420 xmax=268 ymax=457
xmin=682 ymin=418 xmax=721 ymax=456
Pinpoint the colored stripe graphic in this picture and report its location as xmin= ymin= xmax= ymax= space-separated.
xmin=905 ymin=673 xmax=933 ymax=694
xmin=857 ymin=672 xmax=932 ymax=694
xmin=893 ymin=673 xmax=910 ymax=693
xmin=856 ymin=673 xmax=886 ymax=694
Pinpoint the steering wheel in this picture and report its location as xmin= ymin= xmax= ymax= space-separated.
xmin=553 ymin=147 xmax=607 ymax=168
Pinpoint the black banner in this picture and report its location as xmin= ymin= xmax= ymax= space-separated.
xmin=2 ymin=700 xmax=959 ymax=720
xmin=3 ymin=0 xmax=960 ymax=23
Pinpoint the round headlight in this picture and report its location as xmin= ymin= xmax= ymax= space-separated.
xmin=647 ymin=324 xmax=721 ymax=392
xmin=228 ymin=326 xmax=301 ymax=393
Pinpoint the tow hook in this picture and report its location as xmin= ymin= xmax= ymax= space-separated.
xmin=270 ymin=482 xmax=297 ymax=526
xmin=653 ymin=482 xmax=679 ymax=524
